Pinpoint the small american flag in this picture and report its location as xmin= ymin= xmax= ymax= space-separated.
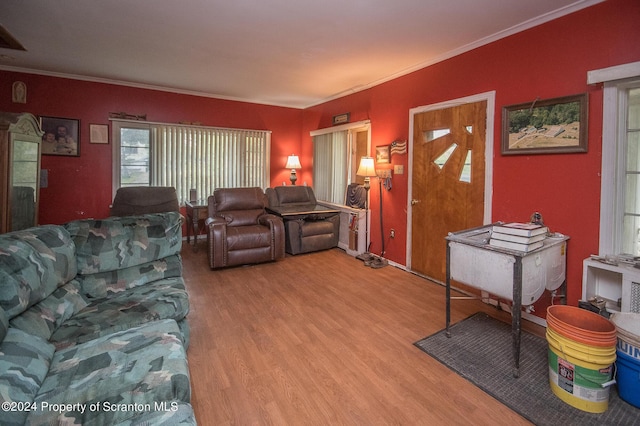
xmin=390 ymin=140 xmax=407 ymax=155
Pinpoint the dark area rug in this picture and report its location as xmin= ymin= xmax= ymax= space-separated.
xmin=414 ymin=312 xmax=640 ymax=426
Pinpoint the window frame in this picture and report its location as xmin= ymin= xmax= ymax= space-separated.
xmin=599 ymin=76 xmax=640 ymax=255
xmin=310 ymin=120 xmax=371 ymax=205
xmin=112 ymin=120 xmax=151 ymax=197
xmin=111 ymin=119 xmax=271 ymax=203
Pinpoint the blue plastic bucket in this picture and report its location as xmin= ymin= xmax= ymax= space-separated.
xmin=616 ymin=348 xmax=640 ymax=408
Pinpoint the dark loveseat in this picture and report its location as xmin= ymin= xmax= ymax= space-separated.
xmin=265 ymin=186 xmax=340 ymax=255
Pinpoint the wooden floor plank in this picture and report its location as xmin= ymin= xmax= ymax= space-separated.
xmin=183 ymin=246 xmax=538 ymax=425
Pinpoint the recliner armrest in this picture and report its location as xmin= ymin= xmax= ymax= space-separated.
xmin=206 ymin=216 xmax=228 ymax=269
xmin=258 ymin=214 xmax=285 ymax=259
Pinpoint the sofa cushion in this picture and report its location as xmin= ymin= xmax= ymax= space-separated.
xmin=65 ymin=212 xmax=182 ymax=275
xmin=9 ymin=280 xmax=89 ymax=340
xmin=0 ymin=328 xmax=55 ymax=426
xmin=77 ymin=254 xmax=183 ymax=299
xmin=49 ymin=277 xmax=190 ymax=349
xmin=0 ymin=225 xmax=77 ymax=318
xmin=28 ymin=319 xmax=191 ymax=425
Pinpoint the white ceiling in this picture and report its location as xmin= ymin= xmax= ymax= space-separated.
xmin=0 ymin=0 xmax=602 ymax=109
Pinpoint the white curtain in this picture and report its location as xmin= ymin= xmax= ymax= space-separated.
xmin=151 ymin=125 xmax=270 ymax=202
xmin=313 ymin=130 xmax=348 ymax=204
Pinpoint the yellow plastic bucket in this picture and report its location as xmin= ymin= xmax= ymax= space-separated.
xmin=546 ymin=306 xmax=616 ymax=413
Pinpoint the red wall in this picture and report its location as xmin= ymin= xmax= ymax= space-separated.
xmin=302 ymin=0 xmax=640 ymax=310
xmin=0 ymin=74 xmax=303 ymax=223
xmin=1 ymin=0 xmax=639 ymax=313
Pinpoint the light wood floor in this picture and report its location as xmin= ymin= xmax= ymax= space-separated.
xmin=182 ymin=245 xmax=542 ymax=425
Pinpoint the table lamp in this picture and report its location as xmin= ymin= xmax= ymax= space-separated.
xmin=286 ymin=155 xmax=301 ymax=185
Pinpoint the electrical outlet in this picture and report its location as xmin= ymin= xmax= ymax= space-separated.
xmin=390 ymin=229 xmax=395 ymax=238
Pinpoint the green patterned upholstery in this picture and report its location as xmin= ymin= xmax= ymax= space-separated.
xmin=0 ymin=225 xmax=77 ymax=318
xmin=27 ymin=319 xmax=191 ymax=425
xmin=0 ymin=305 xmax=8 ymax=342
xmin=66 ymin=212 xmax=182 ymax=275
xmin=9 ymin=280 xmax=88 ymax=340
xmin=78 ymin=254 xmax=183 ymax=299
xmin=0 ymin=328 xmax=55 ymax=426
xmin=0 ymin=212 xmax=194 ymax=425
xmin=50 ymin=277 xmax=190 ymax=349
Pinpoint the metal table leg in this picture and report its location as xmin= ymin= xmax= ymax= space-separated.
xmin=512 ymin=257 xmax=523 ymax=378
xmin=446 ymin=242 xmax=451 ymax=337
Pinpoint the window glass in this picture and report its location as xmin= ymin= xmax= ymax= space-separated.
xmin=311 ymin=122 xmax=370 ymax=205
xmin=112 ymin=121 xmax=270 ymax=203
xmin=120 ymin=128 xmax=150 ymax=186
xmin=623 ymin=88 xmax=640 ymax=255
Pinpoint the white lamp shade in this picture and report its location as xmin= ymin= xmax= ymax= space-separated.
xmin=356 ymin=156 xmax=376 ymax=177
xmin=286 ymin=155 xmax=301 ymax=169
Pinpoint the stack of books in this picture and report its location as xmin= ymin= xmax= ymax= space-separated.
xmin=489 ymin=222 xmax=548 ymax=252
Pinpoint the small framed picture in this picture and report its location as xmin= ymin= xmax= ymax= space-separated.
xmin=90 ymin=124 xmax=109 ymax=144
xmin=375 ymin=145 xmax=390 ymax=164
xmin=40 ymin=116 xmax=80 ymax=157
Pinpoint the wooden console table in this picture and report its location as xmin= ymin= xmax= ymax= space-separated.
xmin=185 ymin=200 xmax=208 ymax=251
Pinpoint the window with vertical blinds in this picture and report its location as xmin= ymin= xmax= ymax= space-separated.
xmin=112 ymin=120 xmax=271 ymax=203
xmin=311 ymin=120 xmax=370 ymax=205
xmin=312 ymin=130 xmax=348 ymax=204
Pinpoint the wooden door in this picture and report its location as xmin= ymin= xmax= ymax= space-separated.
xmin=410 ymin=101 xmax=487 ymax=282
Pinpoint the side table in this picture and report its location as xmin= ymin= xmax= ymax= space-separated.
xmin=185 ymin=200 xmax=208 ymax=251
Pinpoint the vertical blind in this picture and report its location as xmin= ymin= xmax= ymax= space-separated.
xmin=151 ymin=124 xmax=270 ymax=202
xmin=312 ymin=130 xmax=348 ymax=204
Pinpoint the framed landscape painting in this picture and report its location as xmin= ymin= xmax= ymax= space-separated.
xmin=501 ymin=93 xmax=588 ymax=155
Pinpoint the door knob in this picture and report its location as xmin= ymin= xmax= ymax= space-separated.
xmin=411 ymin=199 xmax=420 ymax=205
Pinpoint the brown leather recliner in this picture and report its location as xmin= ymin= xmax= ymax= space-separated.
xmin=265 ymin=186 xmax=340 ymax=255
xmin=206 ymin=187 xmax=285 ymax=269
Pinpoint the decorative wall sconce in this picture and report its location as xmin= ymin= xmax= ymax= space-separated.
xmin=12 ymin=81 xmax=26 ymax=104
xmin=285 ymin=155 xmax=301 ymax=185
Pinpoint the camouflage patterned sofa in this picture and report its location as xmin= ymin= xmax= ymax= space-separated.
xmin=0 ymin=212 xmax=195 ymax=425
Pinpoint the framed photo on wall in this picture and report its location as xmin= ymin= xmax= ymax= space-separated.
xmin=89 ymin=124 xmax=109 ymax=144
xmin=376 ymin=145 xmax=390 ymax=164
xmin=40 ymin=116 xmax=80 ymax=157
xmin=501 ymin=93 xmax=588 ymax=155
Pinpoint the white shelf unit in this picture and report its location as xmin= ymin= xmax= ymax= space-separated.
xmin=582 ymin=257 xmax=640 ymax=313
xmin=318 ymin=203 xmax=367 ymax=257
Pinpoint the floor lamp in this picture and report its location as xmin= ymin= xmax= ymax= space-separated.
xmin=355 ymin=157 xmax=376 ymax=262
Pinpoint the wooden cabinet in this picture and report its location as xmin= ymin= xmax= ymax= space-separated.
xmin=0 ymin=112 xmax=43 ymax=233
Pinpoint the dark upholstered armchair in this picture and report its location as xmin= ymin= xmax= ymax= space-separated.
xmin=110 ymin=186 xmax=180 ymax=216
xmin=206 ymin=187 xmax=285 ymax=269
xmin=265 ymin=186 xmax=340 ymax=255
